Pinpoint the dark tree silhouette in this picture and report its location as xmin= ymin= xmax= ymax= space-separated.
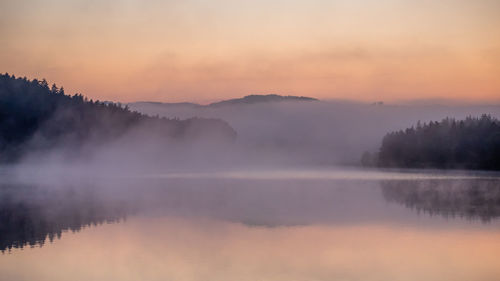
xmin=370 ymin=116 xmax=500 ymax=170
xmin=208 ymin=94 xmax=318 ymax=107
xmin=0 ymin=73 xmax=236 ymax=162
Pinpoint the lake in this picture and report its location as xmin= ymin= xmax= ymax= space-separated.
xmin=1 ymin=169 xmax=500 ymax=281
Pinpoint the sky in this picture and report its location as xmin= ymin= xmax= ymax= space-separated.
xmin=1 ymin=0 xmax=499 ymax=103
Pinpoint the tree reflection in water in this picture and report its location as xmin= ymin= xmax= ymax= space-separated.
xmin=3 ymin=177 xmax=500 ymax=254
xmin=0 ymin=184 xmax=132 ymax=253
xmin=381 ymin=179 xmax=500 ymax=222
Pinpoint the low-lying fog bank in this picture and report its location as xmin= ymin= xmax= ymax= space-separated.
xmin=129 ymin=98 xmax=500 ymax=167
xmin=3 ymin=74 xmax=499 ymax=171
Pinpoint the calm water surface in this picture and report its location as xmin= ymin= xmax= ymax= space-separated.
xmin=1 ymin=169 xmax=500 ymax=281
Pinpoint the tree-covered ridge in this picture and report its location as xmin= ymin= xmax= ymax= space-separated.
xmin=208 ymin=94 xmax=318 ymax=107
xmin=0 ymin=73 xmax=236 ymax=161
xmin=369 ymin=115 xmax=500 ymax=170
xmin=132 ymin=94 xmax=319 ymax=109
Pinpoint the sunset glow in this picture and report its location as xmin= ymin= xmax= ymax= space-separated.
xmin=1 ymin=0 xmax=499 ymax=102
xmin=3 ymin=217 xmax=500 ymax=281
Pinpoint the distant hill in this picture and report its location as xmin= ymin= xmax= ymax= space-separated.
xmin=130 ymin=94 xmax=318 ymax=109
xmin=0 ymin=73 xmax=236 ymax=162
xmin=208 ymin=94 xmax=318 ymax=107
xmin=132 ymin=101 xmax=203 ymax=109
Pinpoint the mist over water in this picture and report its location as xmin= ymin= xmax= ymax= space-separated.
xmin=130 ymin=100 xmax=500 ymax=166
xmin=4 ymin=91 xmax=499 ymax=174
xmin=1 ymin=170 xmax=500 ymax=281
xmin=2 ymin=95 xmax=500 ymax=281
xmin=2 ymin=0 xmax=500 ymax=278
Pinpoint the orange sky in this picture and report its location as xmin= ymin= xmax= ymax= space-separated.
xmin=1 ymin=0 xmax=499 ymax=103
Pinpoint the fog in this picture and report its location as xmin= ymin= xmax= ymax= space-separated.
xmin=129 ymin=99 xmax=500 ymax=167
xmin=3 ymin=97 xmax=500 ymax=182
xmin=3 ymin=174 xmax=500 ymax=253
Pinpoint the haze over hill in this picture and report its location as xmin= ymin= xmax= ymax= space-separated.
xmin=130 ymin=95 xmax=500 ymax=166
xmin=2 ymin=73 xmax=499 ymax=171
xmin=0 ymin=74 xmax=236 ymax=170
xmin=208 ymin=94 xmax=318 ymax=107
xmin=133 ymin=94 xmax=318 ymax=108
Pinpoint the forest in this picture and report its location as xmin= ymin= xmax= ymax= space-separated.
xmin=0 ymin=73 xmax=236 ymax=162
xmin=364 ymin=115 xmax=500 ymax=170
xmin=207 ymin=94 xmax=318 ymax=107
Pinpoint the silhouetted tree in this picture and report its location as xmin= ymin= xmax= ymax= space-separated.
xmin=0 ymin=73 xmax=236 ymax=162
xmin=371 ymin=116 xmax=500 ymax=170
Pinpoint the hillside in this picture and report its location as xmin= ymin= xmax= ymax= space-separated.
xmin=207 ymin=94 xmax=318 ymax=107
xmin=0 ymin=73 xmax=236 ymax=162
xmin=130 ymin=94 xmax=318 ymax=109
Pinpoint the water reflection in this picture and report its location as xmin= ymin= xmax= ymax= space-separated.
xmin=0 ymin=184 xmax=131 ymax=252
xmin=5 ymin=179 xmax=385 ymax=252
xmin=2 ymin=176 xmax=500 ymax=254
xmin=2 ymin=217 xmax=500 ymax=281
xmin=2 ymin=175 xmax=500 ymax=281
xmin=381 ymin=179 xmax=500 ymax=222
xmin=139 ymin=179 xmax=388 ymax=227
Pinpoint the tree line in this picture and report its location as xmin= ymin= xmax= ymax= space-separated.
xmin=362 ymin=115 xmax=500 ymax=170
xmin=0 ymin=73 xmax=236 ymax=162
